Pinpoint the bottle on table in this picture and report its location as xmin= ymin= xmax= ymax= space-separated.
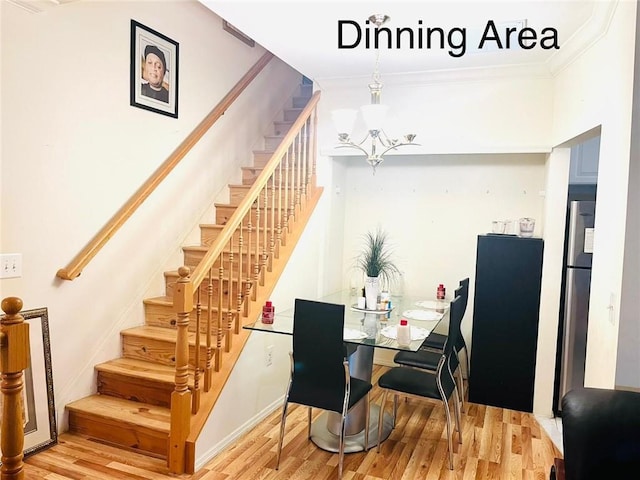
xmin=262 ymin=300 xmax=275 ymax=324
xmin=436 ymin=284 xmax=446 ymax=313
xmin=396 ymin=318 xmax=411 ymax=348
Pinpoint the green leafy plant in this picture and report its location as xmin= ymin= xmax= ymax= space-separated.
xmin=355 ymin=228 xmax=400 ymax=283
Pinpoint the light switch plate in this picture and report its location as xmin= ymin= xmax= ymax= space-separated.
xmin=0 ymin=253 xmax=22 ymax=279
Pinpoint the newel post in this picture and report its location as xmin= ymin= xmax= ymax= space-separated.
xmin=168 ymin=267 xmax=193 ymax=474
xmin=1 ymin=297 xmax=30 ymax=480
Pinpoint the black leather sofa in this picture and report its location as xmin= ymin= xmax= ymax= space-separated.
xmin=550 ymin=387 xmax=640 ymax=480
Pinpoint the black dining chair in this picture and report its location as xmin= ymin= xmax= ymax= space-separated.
xmin=276 ymin=298 xmax=373 ymax=479
xmin=377 ymin=295 xmax=464 ymax=470
xmin=394 ymin=278 xmax=470 ymax=410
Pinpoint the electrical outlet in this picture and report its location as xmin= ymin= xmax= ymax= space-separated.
xmin=0 ymin=253 xmax=22 ymax=279
xmin=265 ymin=345 xmax=274 ymax=367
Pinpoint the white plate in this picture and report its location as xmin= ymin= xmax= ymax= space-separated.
xmin=380 ymin=325 xmax=431 ymax=341
xmin=414 ymin=300 xmax=449 ymax=311
xmin=402 ymin=309 xmax=443 ymax=321
xmin=343 ymin=328 xmax=367 ymax=340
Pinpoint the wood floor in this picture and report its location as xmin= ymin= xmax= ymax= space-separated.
xmin=24 ymin=366 xmax=561 ymax=479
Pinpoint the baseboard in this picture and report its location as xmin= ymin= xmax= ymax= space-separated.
xmin=194 ymin=395 xmax=284 ymax=471
xmin=615 ymin=384 xmax=640 ymax=393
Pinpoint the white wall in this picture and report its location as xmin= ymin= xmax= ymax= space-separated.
xmin=0 ymin=0 xmax=301 ymax=430
xmin=550 ymin=0 xmax=637 ymax=390
xmin=616 ymin=1 xmax=640 ymax=390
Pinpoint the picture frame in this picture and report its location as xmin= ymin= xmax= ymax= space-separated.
xmin=0 ymin=307 xmax=57 ymax=460
xmin=130 ymin=20 xmax=179 ymax=118
xmin=222 ymin=20 xmax=255 ymax=47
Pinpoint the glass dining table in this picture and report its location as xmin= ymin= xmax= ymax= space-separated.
xmin=244 ymin=289 xmax=450 ymax=453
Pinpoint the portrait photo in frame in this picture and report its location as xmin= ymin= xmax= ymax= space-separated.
xmin=0 ymin=307 xmax=57 ymax=460
xmin=130 ymin=20 xmax=179 ymax=118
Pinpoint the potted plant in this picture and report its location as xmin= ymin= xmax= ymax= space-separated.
xmin=355 ymin=228 xmax=400 ymax=309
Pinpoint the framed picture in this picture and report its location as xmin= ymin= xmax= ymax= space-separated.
xmin=0 ymin=307 xmax=57 ymax=460
xmin=130 ymin=20 xmax=179 ymax=118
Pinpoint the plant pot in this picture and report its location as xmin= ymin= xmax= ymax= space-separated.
xmin=364 ymin=276 xmax=379 ymax=310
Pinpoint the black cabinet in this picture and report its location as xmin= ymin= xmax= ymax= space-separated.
xmin=468 ymin=234 xmax=544 ymax=412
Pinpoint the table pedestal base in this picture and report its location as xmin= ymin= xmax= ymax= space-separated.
xmin=309 ymin=404 xmax=394 ymax=453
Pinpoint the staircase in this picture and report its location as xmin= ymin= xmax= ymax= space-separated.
xmin=65 ymin=81 xmax=321 ymax=471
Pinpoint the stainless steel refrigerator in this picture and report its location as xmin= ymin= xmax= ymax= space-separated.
xmin=556 ymin=200 xmax=596 ymax=411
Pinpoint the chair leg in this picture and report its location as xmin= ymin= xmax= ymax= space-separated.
xmin=392 ymin=394 xmax=398 ymax=428
xmin=452 ymin=387 xmax=463 ymax=444
xmin=307 ymin=407 xmax=312 ymax=439
xmin=364 ymin=393 xmax=370 ymax=450
xmin=276 ymin=400 xmax=289 ymax=469
xmin=442 ymin=396 xmax=455 ymax=470
xmin=338 ymin=412 xmax=346 ymax=480
xmin=377 ymin=389 xmax=389 ymax=452
xmin=456 ymin=360 xmax=465 ymax=413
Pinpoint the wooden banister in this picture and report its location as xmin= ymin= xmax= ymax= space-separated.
xmin=168 ymin=90 xmax=321 ymax=474
xmin=1 ymin=296 xmax=30 ymax=480
xmin=190 ymin=91 xmax=321 ymax=288
xmin=56 ymin=52 xmax=275 ymax=281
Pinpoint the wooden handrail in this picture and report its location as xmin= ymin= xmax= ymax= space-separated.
xmin=56 ymin=52 xmax=275 ymax=281
xmin=1 ymin=296 xmax=30 ymax=480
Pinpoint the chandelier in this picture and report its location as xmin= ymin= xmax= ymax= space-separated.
xmin=332 ymin=14 xmax=418 ymax=173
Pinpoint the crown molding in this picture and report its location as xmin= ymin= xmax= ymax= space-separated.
xmin=317 ymin=61 xmax=552 ymax=90
xmin=546 ymin=1 xmax=619 ymax=76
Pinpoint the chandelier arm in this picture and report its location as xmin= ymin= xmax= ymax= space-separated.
xmin=377 ymin=130 xmax=395 ymax=146
xmin=336 ymin=143 xmax=373 ymax=157
xmin=378 ymin=142 xmax=416 ymax=158
xmin=351 ymin=133 xmax=374 ymax=147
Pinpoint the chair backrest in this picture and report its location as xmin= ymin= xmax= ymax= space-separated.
xmin=458 ymin=277 xmax=469 ymax=318
xmin=562 ymin=387 xmax=640 ymax=479
xmin=292 ymin=298 xmax=347 ymax=393
xmin=444 ymin=295 xmax=462 ymax=359
xmin=455 ymin=278 xmax=470 ymax=350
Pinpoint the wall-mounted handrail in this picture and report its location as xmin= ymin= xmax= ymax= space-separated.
xmin=56 ymin=52 xmax=275 ymax=281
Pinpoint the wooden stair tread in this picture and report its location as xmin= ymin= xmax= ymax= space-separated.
xmin=143 ymin=296 xmax=174 ymax=306
xmin=122 ymin=325 xmax=229 ymax=344
xmin=181 ymin=244 xmax=259 ymax=252
xmin=164 ymin=269 xmax=251 ymax=280
xmin=199 ymin=223 xmax=271 ymax=231
xmin=95 ymin=358 xmax=178 ymax=383
xmin=143 ymin=295 xmax=242 ymax=310
xmin=229 ymin=183 xmax=303 ymax=189
xmin=214 ymin=202 xmax=287 ymax=209
xmin=252 ymin=149 xmax=277 ymax=155
xmin=122 ymin=325 xmax=179 ymax=341
xmin=66 ymin=395 xmax=170 ymax=432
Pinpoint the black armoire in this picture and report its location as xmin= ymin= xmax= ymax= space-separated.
xmin=468 ymin=234 xmax=544 ymax=412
